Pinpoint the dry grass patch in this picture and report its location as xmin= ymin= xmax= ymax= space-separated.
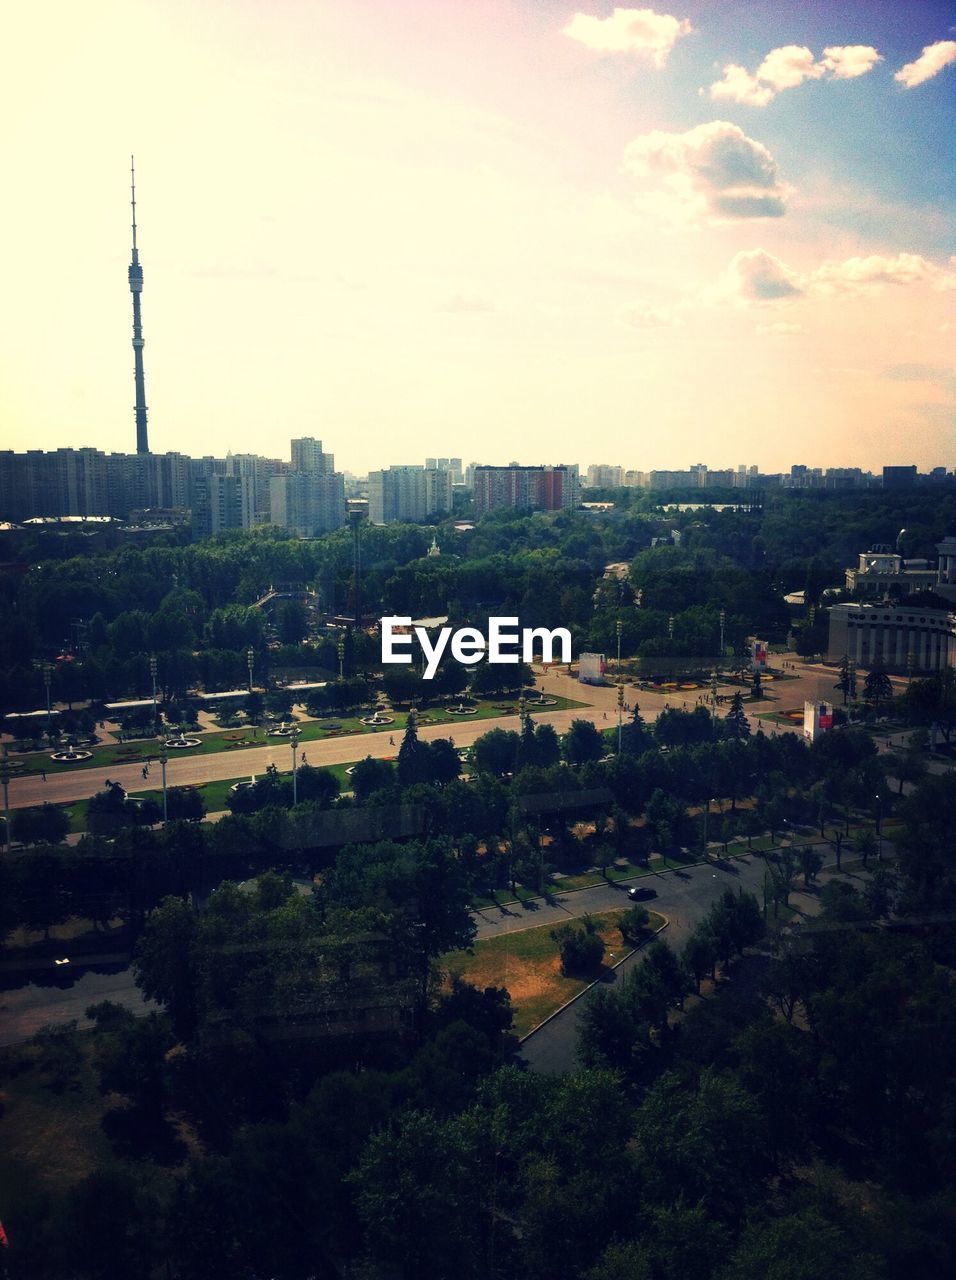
xmin=446 ymin=909 xmax=662 ymax=1037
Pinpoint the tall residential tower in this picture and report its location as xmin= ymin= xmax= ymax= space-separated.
xmin=129 ymin=157 xmax=149 ymax=454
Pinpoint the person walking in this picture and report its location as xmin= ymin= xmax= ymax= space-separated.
xmin=41 ymin=768 xmax=46 ymax=782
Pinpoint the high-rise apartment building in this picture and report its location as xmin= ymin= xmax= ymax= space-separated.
xmin=472 ymin=464 xmax=579 ymax=515
xmin=586 ymin=464 xmax=624 ymax=488
xmin=269 ymin=471 xmax=346 ymax=537
xmin=291 ymin=437 xmax=335 ymax=474
xmin=368 ymin=465 xmax=452 ymax=524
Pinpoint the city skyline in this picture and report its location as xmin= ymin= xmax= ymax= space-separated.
xmin=1 ymin=1 xmax=954 ymax=471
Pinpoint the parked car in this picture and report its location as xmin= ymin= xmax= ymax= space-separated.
xmin=627 ymin=885 xmax=657 ymax=901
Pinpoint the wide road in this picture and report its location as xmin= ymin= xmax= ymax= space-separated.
xmin=6 ymin=657 xmax=866 ymax=811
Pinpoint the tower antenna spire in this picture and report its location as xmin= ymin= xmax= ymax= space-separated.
xmin=128 ymin=156 xmax=149 ymax=453
xmin=130 ymin=154 xmax=138 ymax=256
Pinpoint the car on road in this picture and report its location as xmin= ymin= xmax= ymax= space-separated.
xmin=627 ymin=885 xmax=657 ymax=901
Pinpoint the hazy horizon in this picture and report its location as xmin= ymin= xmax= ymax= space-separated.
xmin=1 ymin=0 xmax=953 ymax=473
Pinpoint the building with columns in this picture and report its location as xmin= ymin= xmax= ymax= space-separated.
xmin=827 ymin=599 xmax=956 ymax=673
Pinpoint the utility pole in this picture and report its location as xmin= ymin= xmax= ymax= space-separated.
xmin=290 ymin=724 xmax=300 ymax=806
xmin=0 ymin=746 xmax=11 ymax=852
xmin=149 ymin=654 xmax=158 ymax=735
xmin=617 ymin=684 xmax=624 ymax=755
xmin=159 ymin=747 xmax=168 ymax=824
xmin=42 ymin=663 xmax=53 ymax=735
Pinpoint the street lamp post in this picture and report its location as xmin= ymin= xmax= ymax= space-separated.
xmin=337 ymin=636 xmax=345 ymax=681
xmin=875 ymin=792 xmax=882 ymax=860
xmin=246 ymin=647 xmax=255 ymax=694
xmin=615 ymin=619 xmax=622 ymax=680
xmin=617 ymin=684 xmax=624 ymax=755
xmin=703 ymin=795 xmax=710 ymax=854
xmin=719 ymin=609 xmax=726 ymax=660
xmin=159 ymin=747 xmax=168 ymax=824
xmin=668 ymin=615 xmax=675 ymax=644
xmin=149 ymin=654 xmax=158 ymax=735
xmin=0 ymin=745 xmax=11 ymax=853
xmin=42 ymin=662 xmax=53 ymax=736
xmin=290 ymin=724 xmax=300 ymax=806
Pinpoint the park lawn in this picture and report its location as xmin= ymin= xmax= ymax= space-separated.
xmin=445 ymin=909 xmax=664 ymax=1038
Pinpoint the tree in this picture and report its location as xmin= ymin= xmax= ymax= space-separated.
xmin=397 ymin=714 xmax=431 ymax=787
xmin=349 ymin=1110 xmax=488 ymax=1280
xmin=472 ymin=726 xmax=520 ymax=777
xmin=10 ymin=803 xmax=69 ymax=846
xmin=276 ymin=599 xmax=309 ymax=645
xmin=428 ymin=737 xmax=463 ymax=787
xmin=551 ymin=918 xmax=606 ymax=975
xmin=576 ymin=983 xmax=650 ymax=1074
xmin=886 ymin=745 xmax=926 ymax=796
xmin=564 ymin=718 xmax=604 ymax=766
xmin=62 ymin=1167 xmax=159 ymax=1280
xmin=621 ymin=703 xmax=652 ymax=756
xmin=166 ymin=786 xmax=206 ymax=822
xmin=903 ymin=669 xmax=956 ymax=745
xmin=683 ymin=925 xmax=718 ymax=992
xmin=852 ymin=827 xmax=877 ymax=868
xmin=632 ymin=1068 xmax=767 ymax=1219
xmin=132 ymin=895 xmax=199 ymax=1040
xmin=86 ymin=1000 xmax=173 ymax=1120
xmin=723 ymin=691 xmax=751 ymax=740
xmin=800 ymin=845 xmax=823 ymax=886
xmin=619 ymin=902 xmax=650 ymax=943
xmin=350 ymin=754 xmax=395 ymax=802
xmin=863 ymin=668 xmax=893 ymax=714
xmin=294 ymin=763 xmax=340 ymax=807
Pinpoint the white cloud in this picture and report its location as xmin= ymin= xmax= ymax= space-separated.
xmin=811 ymin=252 xmax=956 ymax=294
xmin=624 ymin=120 xmax=788 ymax=220
xmin=709 ymin=64 xmax=774 ymax=107
xmin=562 ymin=7 xmax=692 ymax=67
xmin=757 ymin=45 xmax=823 ymax=91
xmin=821 ymin=45 xmax=883 ymax=80
xmin=894 ymin=40 xmax=956 ymax=88
xmin=719 ymin=249 xmax=956 ymax=307
xmin=756 ymin=321 xmax=807 ymax=335
xmin=709 ymin=42 xmax=880 ymax=104
xmin=724 ymin=249 xmax=804 ymax=302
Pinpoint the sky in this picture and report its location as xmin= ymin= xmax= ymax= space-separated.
xmin=1 ymin=0 xmax=954 ymax=473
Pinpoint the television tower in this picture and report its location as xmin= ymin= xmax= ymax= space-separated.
xmin=128 ymin=157 xmax=149 ymax=454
